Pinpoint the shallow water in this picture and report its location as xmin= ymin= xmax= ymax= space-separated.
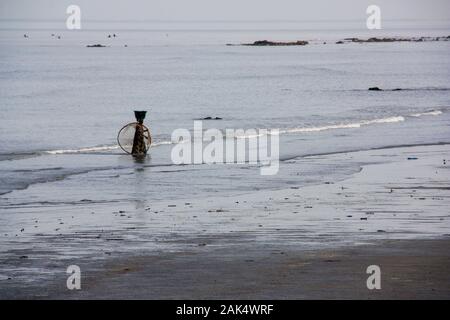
xmin=1 ymin=21 xmax=450 ymax=292
xmin=1 ymin=19 xmax=450 ymax=204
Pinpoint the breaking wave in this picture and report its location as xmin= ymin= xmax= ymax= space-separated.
xmin=410 ymin=110 xmax=442 ymax=117
xmin=38 ymin=109 xmax=443 ymax=154
xmin=281 ymin=116 xmax=405 ymax=135
xmin=44 ymin=145 xmax=120 ymax=155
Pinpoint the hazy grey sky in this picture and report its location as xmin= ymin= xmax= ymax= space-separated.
xmin=1 ymin=0 xmax=449 ymax=21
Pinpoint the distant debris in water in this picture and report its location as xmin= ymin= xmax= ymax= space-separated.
xmin=339 ymin=36 xmax=450 ymax=44
xmin=241 ymin=40 xmax=309 ymax=46
xmin=229 ymin=36 xmax=450 ymax=46
xmin=197 ymin=116 xmax=223 ymax=120
xmin=407 ymin=157 xmax=418 ymax=160
xmin=86 ymin=44 xmax=108 ymax=48
xmin=368 ymin=87 xmax=409 ymax=91
xmin=229 ymin=36 xmax=450 ymax=47
xmin=23 ymin=34 xmax=28 ymax=38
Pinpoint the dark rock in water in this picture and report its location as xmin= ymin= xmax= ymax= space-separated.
xmin=235 ymin=36 xmax=450 ymax=47
xmin=199 ymin=116 xmax=222 ymax=120
xmin=86 ymin=44 xmax=107 ymax=48
xmin=243 ymin=40 xmax=309 ymax=46
xmin=337 ymin=36 xmax=450 ymax=44
xmin=369 ymin=87 xmax=404 ymax=91
xmin=367 ymin=37 xmax=398 ymax=42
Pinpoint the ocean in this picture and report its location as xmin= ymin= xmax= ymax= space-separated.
xmin=1 ymin=20 xmax=450 ymax=293
xmin=1 ymin=19 xmax=449 ymax=213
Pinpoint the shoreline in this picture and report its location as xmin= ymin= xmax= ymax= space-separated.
xmin=1 ymin=139 xmax=449 ymax=197
xmin=0 ymin=143 xmax=449 ymax=299
xmin=2 ymin=15 xmax=450 ymax=301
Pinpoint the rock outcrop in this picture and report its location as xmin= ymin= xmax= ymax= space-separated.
xmin=242 ymin=40 xmax=309 ymax=46
xmin=86 ymin=44 xmax=107 ymax=48
xmin=341 ymin=36 xmax=450 ymax=43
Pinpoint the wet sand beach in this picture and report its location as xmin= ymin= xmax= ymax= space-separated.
xmin=0 ymin=144 xmax=449 ymax=299
xmin=1 ymin=5 xmax=450 ymax=303
xmin=51 ymin=238 xmax=450 ymax=299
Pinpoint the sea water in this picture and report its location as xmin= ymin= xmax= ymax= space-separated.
xmin=1 ymin=19 xmax=450 ymax=206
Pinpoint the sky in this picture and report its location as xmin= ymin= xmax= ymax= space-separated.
xmin=1 ymin=0 xmax=449 ymax=21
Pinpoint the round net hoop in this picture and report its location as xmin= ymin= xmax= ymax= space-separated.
xmin=117 ymin=122 xmax=152 ymax=154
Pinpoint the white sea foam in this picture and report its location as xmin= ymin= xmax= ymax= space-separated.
xmin=152 ymin=140 xmax=175 ymax=146
xmin=44 ymin=145 xmax=120 ymax=155
xmin=236 ymin=115 xmax=406 ymax=138
xmin=236 ymin=110 xmax=443 ymax=139
xmin=42 ymin=110 xmax=443 ymax=154
xmin=42 ymin=138 xmax=182 ymax=155
xmin=410 ymin=110 xmax=442 ymax=117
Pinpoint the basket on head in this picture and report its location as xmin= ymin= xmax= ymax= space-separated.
xmin=134 ymin=110 xmax=147 ymax=123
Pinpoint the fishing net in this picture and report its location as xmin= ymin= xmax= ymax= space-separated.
xmin=117 ymin=122 xmax=152 ymax=154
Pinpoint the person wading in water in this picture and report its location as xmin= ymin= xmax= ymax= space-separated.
xmin=131 ymin=110 xmax=151 ymax=156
